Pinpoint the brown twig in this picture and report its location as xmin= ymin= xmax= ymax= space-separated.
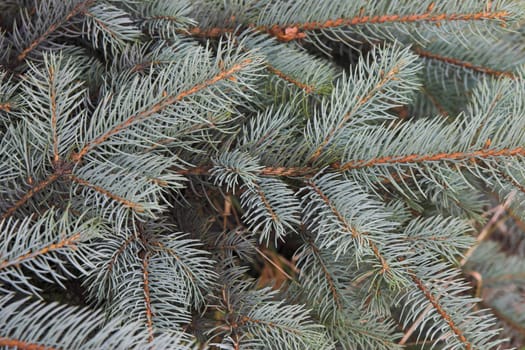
xmin=414 ymin=47 xmax=515 ymax=79
xmin=339 ymin=146 xmax=525 ymax=171
xmin=0 ymin=337 xmax=56 ymax=350
xmin=460 ymin=190 xmax=516 ymax=266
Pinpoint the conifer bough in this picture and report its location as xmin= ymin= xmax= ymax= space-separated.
xmin=1 ymin=0 xmax=525 ymax=349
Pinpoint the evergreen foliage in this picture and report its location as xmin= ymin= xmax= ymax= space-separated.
xmin=1 ymin=0 xmax=525 ymax=349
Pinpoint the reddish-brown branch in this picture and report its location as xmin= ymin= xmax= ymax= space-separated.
xmin=69 ymin=175 xmax=145 ymax=213
xmin=177 ymin=165 xmax=317 ymax=177
xmin=268 ymin=10 xmax=510 ymax=41
xmin=16 ymin=0 xmax=94 ymax=63
xmin=414 ymin=48 xmax=515 ymax=79
xmin=149 ymin=241 xmax=197 ymax=282
xmin=0 ymin=233 xmax=81 ymax=270
xmin=411 ymin=275 xmax=472 ymax=349
xmin=83 ymin=9 xmax=119 ymax=39
xmin=186 ymin=10 xmax=510 ymax=42
xmin=71 ymin=58 xmax=253 ymax=162
xmin=309 ymin=63 xmax=401 ymax=162
xmin=255 ymin=184 xmax=278 ymax=222
xmin=1 ymin=172 xmax=62 ymax=220
xmin=339 ymin=146 xmax=525 ymax=171
xmin=140 ymin=250 xmax=154 ymax=343
xmin=262 ymin=166 xmax=318 ymax=177
xmin=107 ymin=235 xmax=137 ymax=272
xmin=0 ymin=338 xmax=56 ymax=350
xmin=308 ymin=181 xmax=359 ymax=238
xmin=265 ymin=64 xmax=315 ymax=93
xmin=187 ymin=26 xmax=235 ymax=38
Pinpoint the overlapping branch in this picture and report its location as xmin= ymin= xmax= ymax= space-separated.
xmin=339 ymin=146 xmax=525 ymax=171
xmin=71 ymin=58 xmax=253 ymax=162
xmin=16 ymin=0 xmax=95 ymax=63
xmin=0 ymin=233 xmax=80 ymax=270
xmin=414 ymin=47 xmax=515 ymax=79
xmin=187 ymin=9 xmax=511 ymax=42
xmin=70 ymin=175 xmax=146 ymax=213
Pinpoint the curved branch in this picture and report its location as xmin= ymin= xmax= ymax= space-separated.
xmin=265 ymin=64 xmax=316 ymax=94
xmin=306 ymin=240 xmax=343 ymax=310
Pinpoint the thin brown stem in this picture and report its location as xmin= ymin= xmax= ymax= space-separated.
xmin=339 ymin=146 xmax=525 ymax=171
xmin=16 ymin=0 xmax=94 ymax=63
xmin=107 ymin=235 xmax=137 ymax=272
xmin=69 ymin=175 xmax=145 ymax=213
xmin=186 ymin=10 xmax=510 ymax=42
xmin=0 ymin=338 xmax=56 ymax=350
xmin=306 ymin=240 xmax=343 ymax=310
xmin=460 ymin=190 xmax=516 ymax=266
xmin=140 ymin=250 xmax=154 ymax=343
xmin=414 ymin=47 xmax=515 ymax=79
xmin=0 ymin=233 xmax=81 ymax=270
xmin=268 ymin=10 xmax=510 ymax=41
xmin=307 ymin=181 xmax=390 ymax=273
xmin=265 ymin=64 xmax=315 ymax=93
xmin=177 ymin=165 xmax=317 ymax=178
xmin=411 ymin=274 xmax=472 ymax=350
xmin=1 ymin=172 xmax=62 ymax=220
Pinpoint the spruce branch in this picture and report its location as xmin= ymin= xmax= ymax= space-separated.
xmin=409 ymin=274 xmax=473 ymax=349
xmin=71 ymin=56 xmax=258 ymax=161
xmin=340 ymin=146 xmax=525 ymax=171
xmin=0 ymin=294 xmax=195 ymax=349
xmin=414 ymin=47 xmax=516 ymax=79
xmin=2 ymin=0 xmax=525 ymax=348
xmin=69 ymin=175 xmax=146 ymax=213
xmin=140 ymin=249 xmax=155 ymax=343
xmin=0 ymin=209 xmax=97 ymax=295
xmin=300 ymin=173 xmax=410 ymax=284
xmin=265 ymin=10 xmax=512 ymax=42
xmin=13 ymin=0 xmax=95 ymax=63
xmin=0 ymin=171 xmax=63 ymax=220
xmin=306 ymin=44 xmax=421 ymax=163
xmin=185 ymin=0 xmax=523 ymax=56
